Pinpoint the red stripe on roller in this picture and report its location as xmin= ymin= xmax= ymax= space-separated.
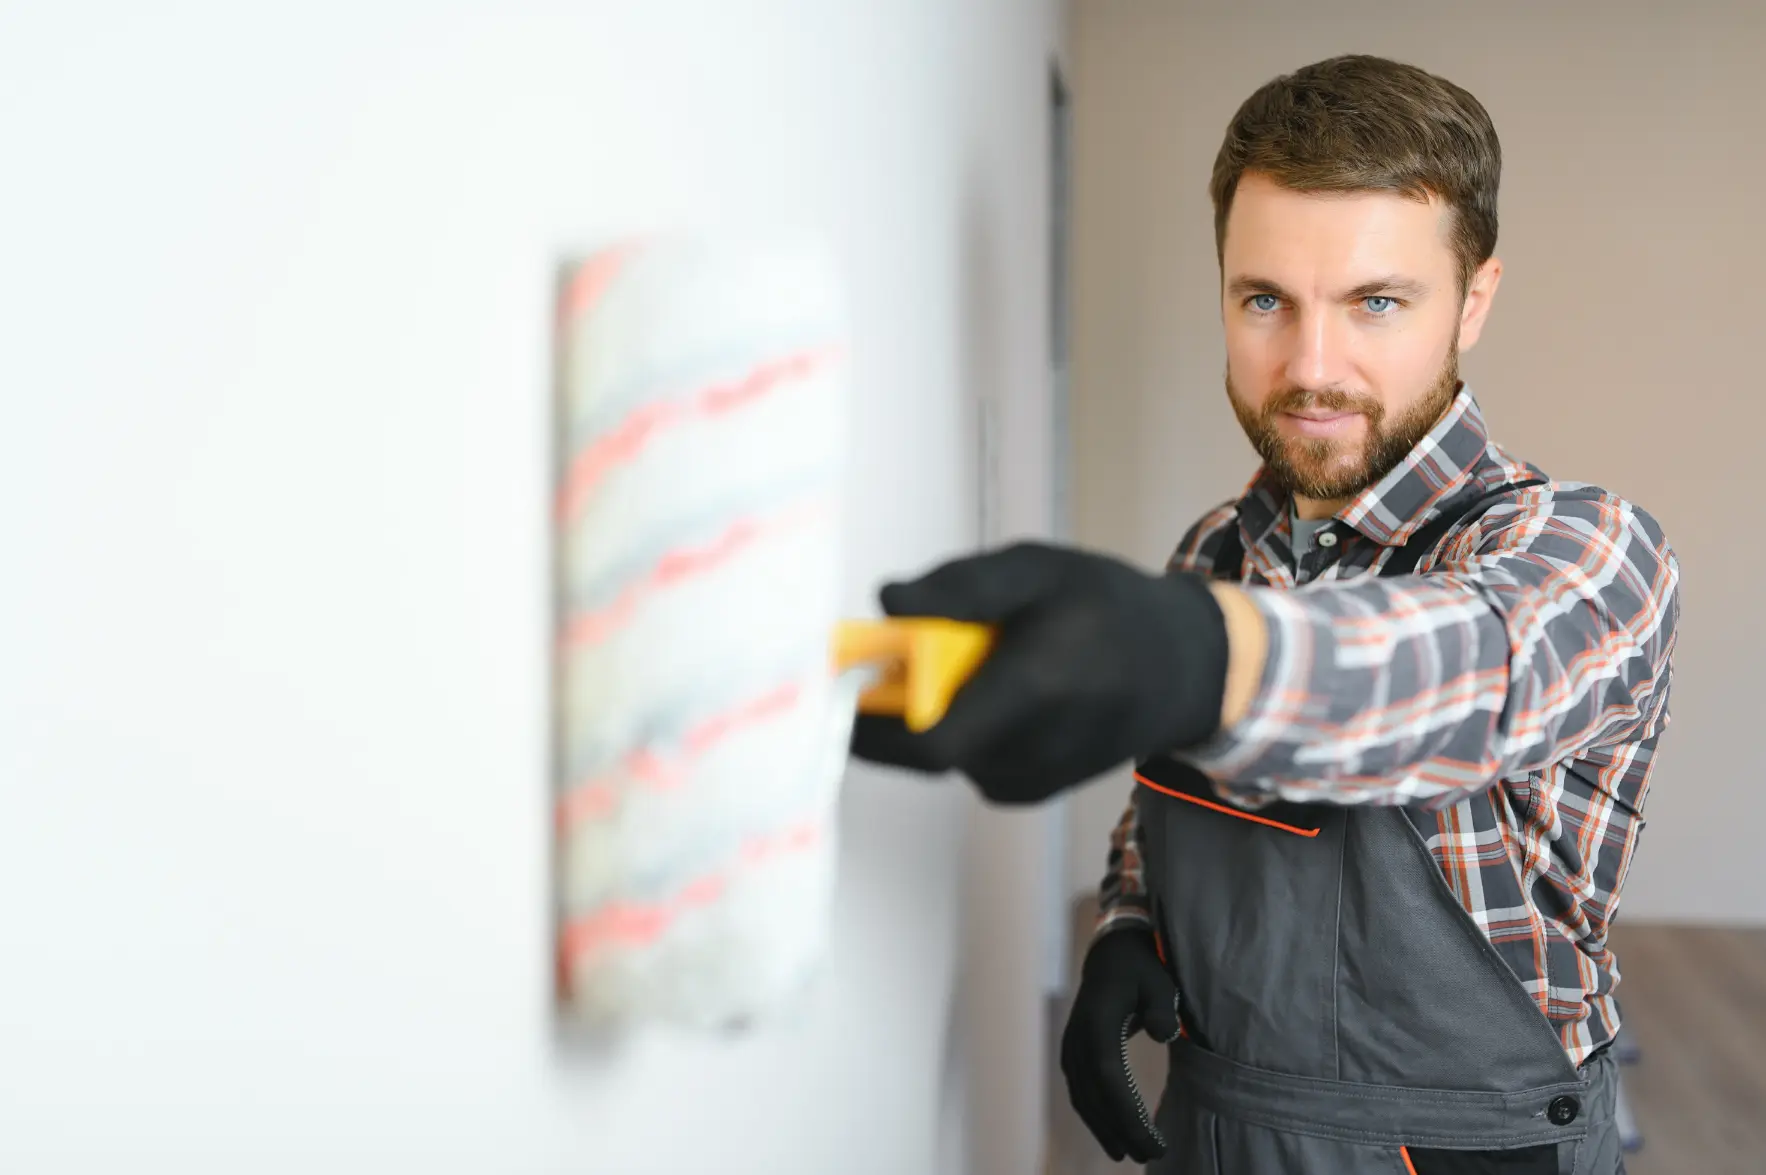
xmin=556 ymin=345 xmax=844 ymax=521
xmin=560 ymin=498 xmax=831 ymax=650
xmin=557 ymin=239 xmax=647 ymax=325
xmin=556 ymin=820 xmax=824 ymax=980
xmin=556 ymin=680 xmax=806 ymax=830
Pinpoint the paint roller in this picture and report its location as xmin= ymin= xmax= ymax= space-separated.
xmin=552 ymin=230 xmax=994 ymax=1032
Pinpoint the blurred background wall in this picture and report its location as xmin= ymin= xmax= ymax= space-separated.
xmin=1065 ymin=0 xmax=1766 ymax=927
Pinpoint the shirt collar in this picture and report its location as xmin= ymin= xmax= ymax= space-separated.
xmin=1236 ymin=384 xmax=1492 ymax=550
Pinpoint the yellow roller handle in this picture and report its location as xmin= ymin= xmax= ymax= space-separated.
xmin=831 ymin=618 xmax=996 ymax=733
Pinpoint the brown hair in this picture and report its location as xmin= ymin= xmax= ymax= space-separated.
xmin=1210 ymin=54 xmax=1501 ymax=294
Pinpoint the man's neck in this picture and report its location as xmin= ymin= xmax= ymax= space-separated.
xmin=1292 ymin=495 xmax=1348 ymax=522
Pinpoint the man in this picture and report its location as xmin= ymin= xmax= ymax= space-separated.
xmin=851 ymin=54 xmax=1678 ymax=1174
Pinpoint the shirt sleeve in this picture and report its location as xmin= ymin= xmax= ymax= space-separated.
xmin=1185 ymin=487 xmax=1681 ymax=809
xmin=1092 ymin=797 xmax=1153 ymax=940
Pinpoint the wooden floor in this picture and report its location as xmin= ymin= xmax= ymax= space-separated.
xmin=1046 ymin=906 xmax=1766 ymax=1174
xmin=1604 ymin=922 xmax=1766 ymax=1174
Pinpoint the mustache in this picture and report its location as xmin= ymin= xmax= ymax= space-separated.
xmin=1263 ymin=387 xmax=1381 ymax=417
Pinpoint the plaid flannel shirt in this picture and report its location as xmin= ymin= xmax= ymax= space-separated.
xmin=1094 ymin=386 xmax=1681 ymax=1065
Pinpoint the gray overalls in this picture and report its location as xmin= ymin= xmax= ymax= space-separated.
xmin=1134 ymin=483 xmax=1624 ymax=1175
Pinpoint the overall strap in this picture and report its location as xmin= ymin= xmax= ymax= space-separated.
xmin=1211 ymin=524 xmax=1246 ymax=583
xmin=1205 ymin=478 xmax=1545 ymax=584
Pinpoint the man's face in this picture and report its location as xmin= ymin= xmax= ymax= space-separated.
xmin=1220 ymin=171 xmax=1501 ymax=507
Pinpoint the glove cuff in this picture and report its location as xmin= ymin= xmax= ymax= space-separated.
xmin=1082 ymin=924 xmax=1160 ymax=974
xmin=1148 ymin=571 xmax=1230 ymax=751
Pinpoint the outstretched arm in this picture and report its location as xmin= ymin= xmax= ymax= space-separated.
xmin=1193 ymin=488 xmax=1680 ymax=809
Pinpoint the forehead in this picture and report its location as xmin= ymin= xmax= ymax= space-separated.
xmin=1222 ymin=171 xmax=1455 ymax=282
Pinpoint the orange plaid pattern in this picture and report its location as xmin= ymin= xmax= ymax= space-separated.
xmin=1095 ymin=387 xmax=1680 ymax=1065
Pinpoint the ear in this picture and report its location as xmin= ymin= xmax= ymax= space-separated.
xmin=1456 ymin=257 xmax=1503 ymax=351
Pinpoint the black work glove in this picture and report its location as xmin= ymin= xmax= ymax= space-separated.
xmin=1061 ymin=928 xmax=1181 ymax=1164
xmin=848 ymin=542 xmax=1230 ymax=804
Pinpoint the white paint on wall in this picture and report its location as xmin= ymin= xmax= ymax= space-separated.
xmin=0 ymin=2 xmax=1064 ymax=1170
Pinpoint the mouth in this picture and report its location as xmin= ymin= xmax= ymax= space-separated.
xmin=1280 ymin=410 xmax=1362 ymax=438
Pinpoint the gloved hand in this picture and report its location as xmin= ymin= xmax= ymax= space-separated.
xmin=1061 ymin=928 xmax=1182 ymax=1165
xmin=848 ymin=542 xmax=1230 ymax=804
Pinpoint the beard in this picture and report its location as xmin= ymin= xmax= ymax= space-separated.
xmin=1227 ymin=348 xmax=1461 ymax=502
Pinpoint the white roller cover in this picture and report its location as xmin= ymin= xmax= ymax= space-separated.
xmin=552 ymin=233 xmax=855 ymax=1030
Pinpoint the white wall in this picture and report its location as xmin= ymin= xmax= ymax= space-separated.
xmin=0 ymin=3 xmax=1063 ymax=1171
xmin=1063 ymin=0 xmax=1766 ymax=924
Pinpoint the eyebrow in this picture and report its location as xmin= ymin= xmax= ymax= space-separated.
xmin=1226 ymin=274 xmax=1433 ymax=302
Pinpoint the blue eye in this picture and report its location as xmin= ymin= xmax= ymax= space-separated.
xmin=1364 ymin=295 xmax=1397 ymax=314
xmin=1250 ymin=294 xmax=1281 ymax=312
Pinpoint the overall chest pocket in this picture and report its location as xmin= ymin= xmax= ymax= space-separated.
xmin=1134 ymin=757 xmax=1347 ymax=1073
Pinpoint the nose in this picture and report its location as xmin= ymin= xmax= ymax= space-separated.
xmin=1281 ymin=305 xmax=1355 ymax=391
